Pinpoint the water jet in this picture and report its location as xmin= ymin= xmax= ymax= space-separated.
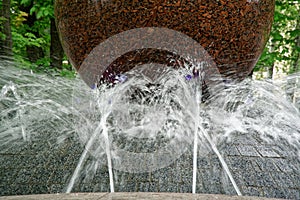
xmin=0 ymin=58 xmax=300 ymax=199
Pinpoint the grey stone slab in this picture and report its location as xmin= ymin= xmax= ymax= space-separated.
xmin=180 ymin=171 xmax=192 ymax=184
xmin=15 ymin=168 xmax=33 ymax=184
xmin=0 ymin=192 xmax=285 ymax=200
xmin=1 ymin=155 xmax=31 ymax=170
xmin=254 ymin=172 xmax=275 ymax=188
xmin=241 ymin=186 xmax=262 ymax=197
xmin=210 ymin=155 xmax=222 ymax=167
xmin=227 ymin=157 xmax=244 ymax=172
xmin=1 ymin=128 xmax=299 ymax=199
xmin=227 ymin=157 xmax=259 ymax=173
xmin=30 ymin=183 xmax=49 ymax=194
xmin=265 ymin=187 xmax=288 ymax=199
xmin=0 ymin=167 xmax=18 ymax=184
xmin=240 ymin=137 xmax=260 ymax=145
xmin=255 ymin=158 xmax=280 ymax=172
xmin=2 ymin=184 xmax=32 ymax=196
xmin=195 ymin=181 xmax=206 ymax=193
xmin=264 ymin=187 xmax=300 ymax=200
xmin=48 ymin=168 xmax=71 ymax=184
xmin=91 ymin=183 xmax=109 ymax=193
xmin=237 ymin=146 xmax=260 ymax=157
xmin=284 ymin=189 xmax=300 ymax=200
xmin=204 ymin=184 xmax=223 ymax=195
xmin=0 ymin=186 xmax=9 ymax=196
xmin=286 ymin=159 xmax=300 ymax=173
xmin=288 ymin=173 xmax=300 ymax=189
xmin=273 ymin=159 xmax=295 ymax=173
xmin=228 ymin=132 xmax=262 ymax=145
xmin=179 ymin=185 xmax=193 ymax=193
xmin=271 ymin=172 xmax=297 ymax=189
xmin=140 ymin=182 xmax=159 ymax=193
xmin=197 ymin=157 xmax=210 ymax=168
xmin=219 ymin=173 xmax=237 ymax=195
xmin=223 ymin=146 xmax=241 ymax=156
xmin=30 ymin=168 xmax=53 ymax=184
xmin=239 ymin=171 xmax=259 ymax=187
xmin=49 ymin=184 xmax=65 ymax=193
xmin=80 ymin=183 xmax=94 ymax=193
xmin=272 ymin=146 xmax=294 ymax=158
xmin=91 ymin=171 xmax=110 ymax=186
xmin=159 ymin=183 xmax=178 ymax=193
xmin=49 ymin=153 xmax=69 ymax=166
xmin=256 ymin=147 xmax=281 ymax=158
xmin=247 ymin=159 xmax=262 ymax=172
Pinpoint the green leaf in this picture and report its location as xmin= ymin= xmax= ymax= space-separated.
xmin=272 ymin=31 xmax=283 ymax=42
xmin=36 ymin=10 xmax=43 ymax=19
xmin=30 ymin=6 xmax=37 ymax=15
xmin=24 ymin=32 xmax=36 ymax=39
xmin=20 ymin=0 xmax=32 ymax=6
xmin=288 ymin=29 xmax=300 ymax=38
xmin=44 ymin=9 xmax=49 ymax=17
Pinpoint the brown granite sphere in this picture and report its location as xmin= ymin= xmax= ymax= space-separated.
xmin=55 ymin=0 xmax=275 ymax=84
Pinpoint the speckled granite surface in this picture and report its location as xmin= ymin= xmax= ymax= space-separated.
xmin=0 ymin=192 xmax=285 ymax=200
xmin=0 ymin=129 xmax=299 ymax=199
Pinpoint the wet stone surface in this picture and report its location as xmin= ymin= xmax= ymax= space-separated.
xmin=0 ymin=130 xmax=299 ymax=199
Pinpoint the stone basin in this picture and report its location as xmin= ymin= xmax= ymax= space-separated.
xmin=0 ymin=192 xmax=283 ymax=200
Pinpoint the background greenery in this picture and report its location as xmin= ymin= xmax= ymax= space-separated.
xmin=256 ymin=0 xmax=300 ymax=78
xmin=0 ymin=0 xmax=299 ymax=79
xmin=0 ymin=0 xmax=74 ymax=77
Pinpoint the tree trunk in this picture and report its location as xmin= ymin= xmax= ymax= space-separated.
xmin=19 ymin=2 xmax=44 ymax=62
xmin=295 ymin=41 xmax=300 ymax=72
xmin=50 ymin=18 xmax=64 ymax=69
xmin=268 ymin=64 xmax=274 ymax=79
xmin=0 ymin=0 xmax=12 ymax=57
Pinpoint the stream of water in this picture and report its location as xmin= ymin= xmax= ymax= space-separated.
xmin=1 ymin=58 xmax=300 ymax=195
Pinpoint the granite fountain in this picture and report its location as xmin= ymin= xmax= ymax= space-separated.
xmin=1 ymin=0 xmax=300 ymax=199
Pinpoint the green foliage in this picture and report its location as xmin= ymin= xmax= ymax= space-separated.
xmin=34 ymin=57 xmax=75 ymax=78
xmin=7 ymin=0 xmax=300 ymax=78
xmin=11 ymin=0 xmax=50 ymax=55
xmin=9 ymin=0 xmax=75 ymax=78
xmin=256 ymin=0 xmax=300 ymax=75
xmin=30 ymin=1 xmax=54 ymax=19
xmin=0 ymin=17 xmax=7 ymax=40
xmin=59 ymin=64 xmax=76 ymax=78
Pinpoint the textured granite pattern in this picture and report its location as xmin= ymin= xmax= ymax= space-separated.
xmin=0 ymin=130 xmax=299 ymax=199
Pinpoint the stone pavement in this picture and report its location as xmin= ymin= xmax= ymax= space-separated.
xmin=0 ymin=128 xmax=299 ymax=199
xmin=0 ymin=192 xmax=284 ymax=200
